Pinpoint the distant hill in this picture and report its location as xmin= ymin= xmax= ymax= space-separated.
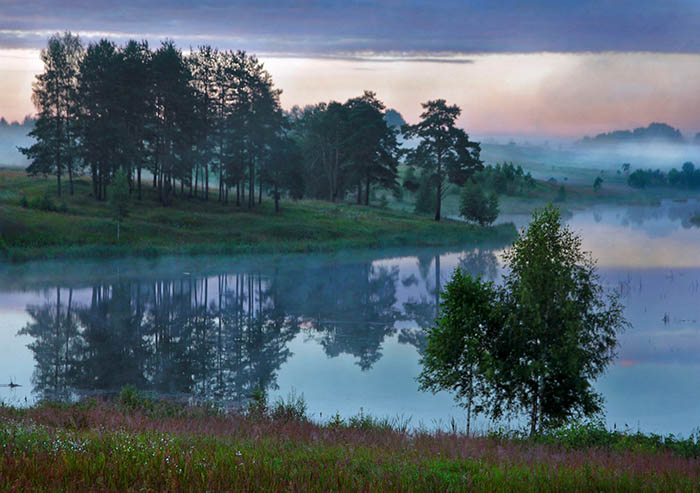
xmin=695 ymin=132 xmax=700 ymax=144
xmin=580 ymin=123 xmax=685 ymax=145
xmin=384 ymin=109 xmax=407 ymax=130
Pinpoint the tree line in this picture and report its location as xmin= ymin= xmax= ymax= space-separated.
xmin=627 ymin=161 xmax=699 ymax=190
xmin=21 ymin=32 xmax=484 ymax=220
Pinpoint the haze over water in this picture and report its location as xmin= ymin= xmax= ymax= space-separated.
xmin=2 ymin=200 xmax=700 ymax=435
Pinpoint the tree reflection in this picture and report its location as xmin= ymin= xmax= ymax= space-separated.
xmin=18 ymin=247 xmax=503 ymax=400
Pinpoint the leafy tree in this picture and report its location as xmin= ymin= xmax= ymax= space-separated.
xmin=403 ymin=99 xmax=482 ymax=221
xmin=293 ymin=102 xmax=351 ymax=201
xmin=419 ymin=206 xmax=627 ymax=435
xmin=495 ymin=205 xmax=626 ymax=434
xmin=21 ymin=32 xmax=83 ymax=196
xmin=149 ymin=41 xmax=197 ymax=205
xmin=263 ymin=133 xmax=303 ymax=212
xmin=413 ymin=170 xmax=437 ymax=215
xmin=418 ymin=269 xmax=499 ymax=435
xmin=76 ymin=38 xmax=121 ymax=201
xmin=554 ymin=185 xmax=567 ymax=202
xmin=593 ymin=176 xmax=603 ymax=192
xmin=188 ymin=45 xmax=219 ymax=201
xmin=345 ymin=91 xmax=399 ymax=205
xmin=110 ymin=170 xmax=129 ymax=240
xmin=459 ymin=183 xmax=499 ymax=226
xmin=118 ymin=40 xmax=152 ymax=200
xmin=402 ymin=166 xmax=420 ymax=193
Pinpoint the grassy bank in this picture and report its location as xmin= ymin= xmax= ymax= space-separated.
xmin=0 ymin=169 xmax=516 ymax=262
xmin=1 ymin=396 xmax=699 ymax=491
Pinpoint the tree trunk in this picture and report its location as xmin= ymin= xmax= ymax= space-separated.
xmin=365 ymin=173 xmax=371 ymax=206
xmin=91 ymin=164 xmax=98 ymax=199
xmin=68 ymin=160 xmax=74 ymax=195
xmin=357 ymin=182 xmax=362 ymax=204
xmin=466 ymin=385 xmax=472 ymax=437
xmin=434 ymin=254 xmax=441 ymax=314
xmin=204 ymin=162 xmax=209 ymax=201
xmin=137 ymin=165 xmax=142 ymax=200
xmin=258 ymin=175 xmax=262 ymax=204
xmin=435 ymin=152 xmax=442 ymax=221
xmin=274 ymin=181 xmax=279 ymax=213
xmin=56 ymin=158 xmax=62 ymax=197
xmin=529 ymin=386 xmax=539 ymax=437
xmin=248 ymin=158 xmax=254 ymax=209
xmin=193 ymin=162 xmax=198 ymax=198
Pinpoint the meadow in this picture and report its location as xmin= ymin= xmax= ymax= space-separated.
xmin=0 ymin=169 xmax=515 ymax=262
xmin=1 ymin=392 xmax=699 ymax=492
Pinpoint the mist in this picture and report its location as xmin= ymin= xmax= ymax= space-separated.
xmin=0 ymin=118 xmax=33 ymax=167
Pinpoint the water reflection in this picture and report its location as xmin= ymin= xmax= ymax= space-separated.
xmin=4 ymin=202 xmax=700 ymax=434
xmin=8 ymin=247 xmax=499 ymax=404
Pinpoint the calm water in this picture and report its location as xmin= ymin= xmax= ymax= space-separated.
xmin=2 ymin=200 xmax=700 ymax=435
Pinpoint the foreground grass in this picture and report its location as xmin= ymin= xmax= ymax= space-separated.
xmin=0 ymin=169 xmax=516 ymax=262
xmin=1 ymin=398 xmax=699 ymax=491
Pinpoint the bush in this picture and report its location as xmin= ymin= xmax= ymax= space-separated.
xmin=414 ymin=176 xmax=435 ymax=215
xmin=20 ymin=195 xmax=28 ymax=208
xmin=554 ymin=185 xmax=567 ymax=202
xmin=29 ymin=192 xmax=58 ymax=212
xmin=270 ymin=389 xmax=308 ymax=422
xmin=593 ymin=176 xmax=603 ymax=192
xmin=459 ymin=183 xmax=499 ymax=226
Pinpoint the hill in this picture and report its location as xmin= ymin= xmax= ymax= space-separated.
xmin=580 ymin=122 xmax=684 ymax=145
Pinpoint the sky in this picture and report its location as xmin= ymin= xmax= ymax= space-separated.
xmin=1 ymin=0 xmax=700 ymax=139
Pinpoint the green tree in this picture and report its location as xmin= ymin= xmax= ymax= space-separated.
xmin=117 ymin=40 xmax=152 ymax=200
xmin=402 ymin=99 xmax=482 ymax=221
xmin=110 ymin=170 xmax=129 ymax=240
xmin=593 ymin=176 xmax=603 ymax=192
xmin=459 ymin=183 xmax=499 ymax=226
xmin=418 ymin=269 xmax=499 ymax=435
xmin=345 ymin=91 xmax=399 ymax=205
xmin=496 ymin=206 xmax=626 ymax=434
xmin=554 ymin=185 xmax=567 ymax=202
xmin=21 ymin=32 xmax=83 ymax=196
xmin=76 ymin=38 xmax=121 ymax=201
xmin=419 ymin=206 xmax=626 ymax=436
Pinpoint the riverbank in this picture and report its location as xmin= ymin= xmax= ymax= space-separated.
xmin=1 ymin=397 xmax=698 ymax=491
xmin=0 ymin=169 xmax=516 ymax=262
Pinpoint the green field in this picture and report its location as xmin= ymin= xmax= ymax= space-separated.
xmin=0 ymin=169 xmax=516 ymax=262
xmin=1 ymin=396 xmax=698 ymax=491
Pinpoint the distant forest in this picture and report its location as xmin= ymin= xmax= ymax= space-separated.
xmin=19 ymin=32 xmax=483 ymax=221
xmin=580 ymin=122 xmax=687 ymax=145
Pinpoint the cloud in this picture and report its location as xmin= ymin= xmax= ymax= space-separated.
xmin=1 ymin=0 xmax=698 ymax=54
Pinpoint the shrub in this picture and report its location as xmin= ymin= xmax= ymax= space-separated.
xmin=554 ymin=185 xmax=567 ymax=202
xmin=459 ymin=183 xmax=499 ymax=226
xmin=270 ymin=389 xmax=308 ymax=422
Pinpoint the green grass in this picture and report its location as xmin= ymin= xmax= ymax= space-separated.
xmin=1 ymin=397 xmax=699 ymax=491
xmin=0 ymin=169 xmax=516 ymax=262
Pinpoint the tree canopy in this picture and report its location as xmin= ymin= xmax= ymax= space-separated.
xmin=402 ymin=99 xmax=482 ymax=221
xmin=420 ymin=205 xmax=627 ymax=435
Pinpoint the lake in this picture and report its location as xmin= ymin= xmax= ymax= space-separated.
xmin=2 ymin=199 xmax=700 ymax=435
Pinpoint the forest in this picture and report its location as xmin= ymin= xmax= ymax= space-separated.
xmin=19 ymin=33 xmax=482 ymax=221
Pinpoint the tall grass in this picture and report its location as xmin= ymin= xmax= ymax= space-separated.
xmin=1 ymin=396 xmax=698 ymax=491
